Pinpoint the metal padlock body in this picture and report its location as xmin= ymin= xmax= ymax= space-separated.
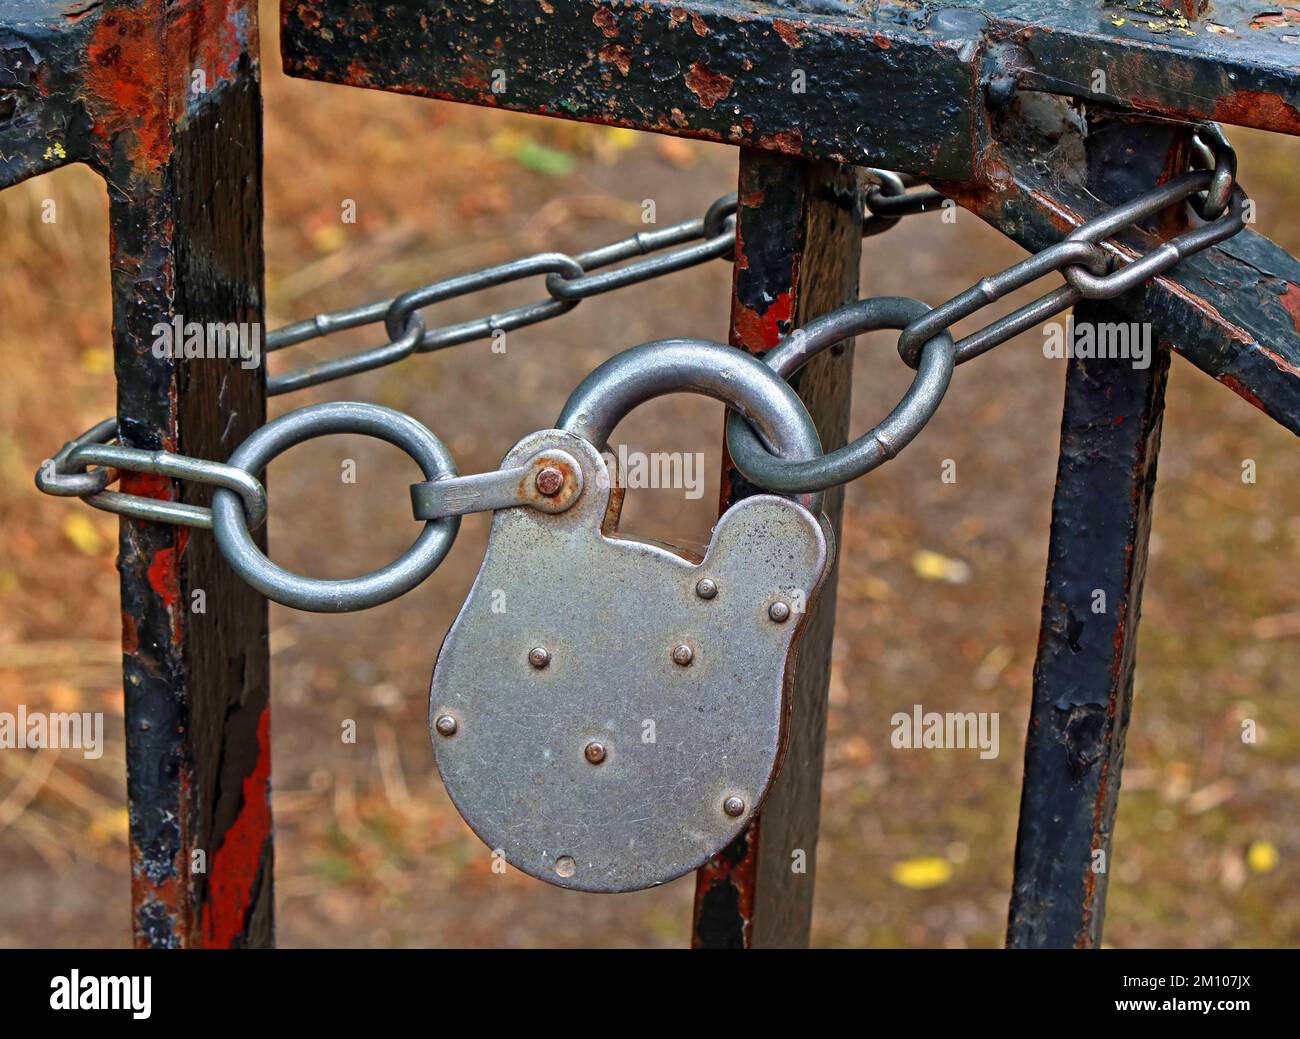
xmin=429 ymin=429 xmax=832 ymax=892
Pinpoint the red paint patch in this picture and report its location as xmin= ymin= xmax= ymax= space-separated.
xmin=733 ymin=289 xmax=795 ymax=349
xmin=85 ymin=8 xmax=170 ymax=174
xmin=1218 ymin=373 xmax=1267 ymax=411
xmin=1249 ymin=9 xmax=1300 ymax=29
xmin=1214 ymin=90 xmax=1300 ymax=135
xmin=63 ymin=4 xmax=99 ymax=22
xmin=691 ymin=821 xmax=760 ymax=947
xmin=346 ymin=59 xmax=372 ymax=86
xmin=200 ymin=707 xmax=272 ymax=947
xmin=756 ymin=130 xmax=804 ymax=155
xmin=685 ymin=62 xmax=733 ymax=109
xmin=772 ymin=20 xmax=801 ymax=47
xmin=83 ymin=1 xmax=256 ymax=176
xmin=593 ymin=8 xmax=618 ymax=38
xmin=121 ymin=612 xmax=139 ymax=654
xmin=1280 ymin=283 xmax=1300 ymax=333
xmin=146 ymin=545 xmax=182 ymax=608
xmin=120 ymin=471 xmax=171 ymax=499
xmin=458 ymin=56 xmax=492 ymax=93
xmin=599 ymin=44 xmax=631 ymax=75
xmin=181 ymin=0 xmax=255 ymax=92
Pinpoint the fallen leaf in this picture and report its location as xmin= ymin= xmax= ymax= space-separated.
xmin=79 ymin=347 xmax=112 ymax=375
xmin=890 ymin=856 xmax=953 ymax=890
xmin=62 ymin=513 xmax=105 ymax=556
xmin=310 ymin=223 xmax=347 ymax=255
xmin=655 ymin=136 xmax=697 ymax=168
xmin=46 ymin=681 xmax=82 ymax=711
xmin=1246 ymin=840 xmax=1279 ymax=874
xmin=510 ymin=140 xmax=577 ymax=177
xmin=911 ymin=549 xmax=971 ymax=584
xmin=861 ymin=575 xmax=892 ymax=601
xmin=88 ymin=808 xmax=129 ymax=845
xmin=593 ymin=126 xmax=640 ymax=163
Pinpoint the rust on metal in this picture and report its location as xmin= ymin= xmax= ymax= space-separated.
xmin=693 ymin=149 xmax=862 ymax=948
xmin=0 ymin=0 xmax=274 ymax=947
xmin=1007 ymin=119 xmax=1191 ymax=949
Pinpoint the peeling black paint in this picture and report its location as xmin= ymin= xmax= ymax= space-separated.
xmin=1006 ymin=118 xmax=1187 ymax=950
xmin=0 ymin=0 xmax=274 ymax=948
xmin=280 ymin=0 xmax=979 ymax=178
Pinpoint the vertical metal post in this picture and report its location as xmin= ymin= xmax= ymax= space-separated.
xmin=692 ymin=150 xmax=864 ymax=948
xmin=1007 ymin=119 xmax=1193 ymax=948
xmin=92 ymin=0 xmax=272 ymax=947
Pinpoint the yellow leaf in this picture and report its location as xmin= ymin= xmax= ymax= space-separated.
xmin=601 ymin=127 xmax=639 ymax=152
xmin=861 ymin=575 xmax=892 ymax=601
xmin=310 ymin=223 xmax=346 ymax=255
xmin=1246 ymin=840 xmax=1279 ymax=874
xmin=489 ymin=128 xmax=527 ymax=157
xmin=911 ymin=549 xmax=971 ymax=584
xmin=89 ymin=808 xmax=130 ymax=846
xmin=46 ymin=681 xmax=82 ymax=711
xmin=62 ymin=513 xmax=105 ymax=555
xmin=79 ymin=346 xmax=112 ymax=375
xmin=891 ymin=856 xmax=953 ymax=890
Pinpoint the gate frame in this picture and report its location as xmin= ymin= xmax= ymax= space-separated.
xmin=3 ymin=0 xmax=1299 ymax=948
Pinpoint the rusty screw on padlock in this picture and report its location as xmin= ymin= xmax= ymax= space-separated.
xmin=535 ymin=466 xmax=565 ymax=497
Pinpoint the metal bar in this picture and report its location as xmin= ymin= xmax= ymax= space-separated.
xmin=88 ymin=0 xmax=272 ymax=947
xmin=279 ymin=1 xmax=1300 ymax=185
xmin=279 ymin=0 xmax=980 ymax=179
xmin=1007 ymin=117 xmax=1192 ymax=948
xmin=0 ymin=3 xmax=100 ymax=188
xmin=941 ymin=106 xmax=1300 ymax=439
xmin=692 ymin=149 xmax=863 ymax=948
xmin=1 ymin=0 xmax=274 ymax=949
xmin=984 ymin=0 xmax=1300 ymax=134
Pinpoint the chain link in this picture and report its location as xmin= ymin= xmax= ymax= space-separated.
xmin=265 ymin=194 xmax=737 ymax=395
xmin=863 ymin=169 xmax=947 ymax=236
xmin=34 ymin=124 xmax=1246 ymax=610
xmin=37 ymin=418 xmax=269 ymax=530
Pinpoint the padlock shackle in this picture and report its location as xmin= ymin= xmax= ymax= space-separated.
xmin=555 ymin=338 xmax=825 ymax=512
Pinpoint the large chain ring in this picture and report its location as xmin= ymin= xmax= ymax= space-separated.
xmin=726 ymin=297 xmax=956 ymax=494
xmin=211 ymin=402 xmax=460 ymax=613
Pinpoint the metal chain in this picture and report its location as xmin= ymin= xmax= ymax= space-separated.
xmin=35 ymin=124 xmax=1246 ymax=611
xmin=37 ymin=195 xmax=743 ymax=522
xmin=265 ymin=193 xmax=739 ymax=395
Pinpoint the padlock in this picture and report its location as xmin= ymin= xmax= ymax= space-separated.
xmin=425 ymin=341 xmax=835 ymax=892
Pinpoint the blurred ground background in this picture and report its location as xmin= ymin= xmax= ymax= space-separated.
xmin=0 ymin=9 xmax=1296 ymax=948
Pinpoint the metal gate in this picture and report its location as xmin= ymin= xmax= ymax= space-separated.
xmin=2 ymin=0 xmax=1297 ymax=947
